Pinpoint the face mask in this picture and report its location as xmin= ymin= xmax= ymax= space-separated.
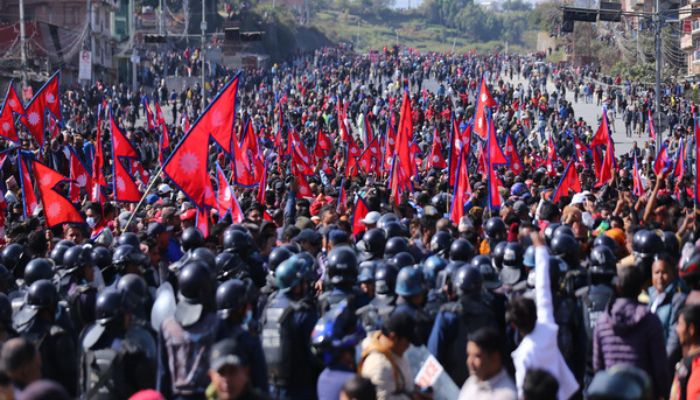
xmin=86 ymin=217 xmax=96 ymax=228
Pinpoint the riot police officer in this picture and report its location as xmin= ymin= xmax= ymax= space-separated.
xmin=358 ymin=228 xmax=386 ymax=262
xmin=79 ymin=289 xmax=156 ymax=399
xmin=261 ymin=256 xmax=319 ymax=399
xmin=222 ymin=227 xmax=267 ymax=288
xmin=215 ymin=278 xmax=268 ymax=392
xmin=62 ymin=245 xmax=99 ymax=333
xmin=632 ymin=229 xmax=664 ymax=278
xmin=356 ymin=262 xmax=398 ymax=333
xmin=428 ymin=265 xmax=497 ymax=385
xmin=14 ymin=279 xmax=77 ymax=396
xmin=318 ymin=246 xmax=369 ymax=314
xmin=393 ymin=266 xmax=433 ymax=346
xmin=158 ymin=262 xmax=219 ymax=399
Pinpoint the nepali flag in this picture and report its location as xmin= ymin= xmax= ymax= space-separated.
xmin=47 ymin=115 xmax=60 ymax=140
xmin=648 ymin=109 xmax=657 ymax=142
xmin=20 ymin=71 xmax=61 ymax=148
xmin=32 ymin=160 xmax=84 ymax=227
xmin=18 ymin=154 xmax=39 ymax=218
xmin=181 ymin=110 xmax=191 ymax=133
xmin=384 ymin=123 xmax=397 ymax=172
xmin=0 ymin=83 xmax=24 ymax=143
xmin=590 ymin=111 xmax=612 ymax=148
xmin=389 ymin=155 xmax=411 ymax=206
xmin=346 ymin=136 xmax=362 ymax=177
xmin=337 ymin=99 xmax=350 ymax=142
xmin=473 ymin=79 xmax=497 ymax=139
xmin=504 ymin=133 xmax=523 ymax=175
xmin=695 ymin=119 xmax=700 ymax=204
xmin=163 ymin=74 xmax=240 ymax=209
xmin=240 ymin=119 xmax=260 ymax=158
xmin=552 ymin=161 xmax=581 ymax=203
xmin=154 ymin=101 xmax=166 ymax=126
xmin=595 ymin=138 xmax=616 ymax=187
xmin=653 ymin=144 xmax=671 ymax=177
xmin=68 ymin=146 xmax=92 ymax=203
xmin=351 ymin=195 xmax=370 ymax=236
xmin=358 ymin=137 xmax=381 ymax=174
xmin=450 ymin=147 xmax=472 ymax=225
xmin=110 ymin=109 xmax=142 ymax=202
xmin=632 ymin=153 xmax=645 ymax=197
xmin=573 ymin=135 xmax=588 ymax=167
xmin=395 ymin=91 xmax=415 ymax=178
xmin=427 ymin=127 xmax=447 ymax=170
xmin=673 ymin=138 xmax=686 ymax=178
xmin=314 ymin=128 xmax=332 ymax=159
xmin=449 ymin=119 xmax=471 ymax=186
xmin=291 ymin=143 xmax=315 ymax=177
xmin=143 ymin=98 xmax=155 ymax=130
xmin=256 ymin=160 xmax=268 ymax=205
xmin=486 ymin=117 xmax=507 ymax=210
xmin=545 ymin=135 xmax=558 ymax=177
xmin=215 ymin=163 xmax=243 ymax=223
xmin=296 ymin=174 xmax=314 ymax=199
xmin=91 ymin=102 xmax=107 ymax=203
xmin=195 ymin=207 xmax=210 ymax=238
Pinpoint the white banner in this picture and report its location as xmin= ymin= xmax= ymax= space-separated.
xmin=79 ymin=50 xmax=92 ymax=81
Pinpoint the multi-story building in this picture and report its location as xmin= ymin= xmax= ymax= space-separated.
xmin=680 ymin=0 xmax=700 ymax=76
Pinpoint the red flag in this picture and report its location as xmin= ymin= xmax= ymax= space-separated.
xmin=486 ymin=118 xmax=506 ymax=210
xmin=216 ymin=163 xmax=242 ymax=223
xmin=449 ymin=121 xmax=471 ymax=186
xmin=0 ymin=83 xmax=23 ymax=143
xmin=291 ymin=143 xmax=315 ymax=177
xmin=48 ymin=115 xmax=60 ymax=140
xmin=68 ymin=146 xmax=91 ymax=203
xmin=552 ymin=161 xmax=581 ymax=203
xmin=20 ymin=71 xmax=61 ymax=147
xmin=351 ymin=196 xmax=370 ymax=236
xmin=18 ymin=154 xmax=38 ymax=218
xmin=395 ymin=91 xmax=415 ymax=178
xmin=596 ymin=139 xmax=615 ymax=187
xmin=181 ymin=110 xmax=191 ymax=133
xmin=110 ymin=110 xmax=142 ymax=202
xmin=337 ymin=180 xmax=347 ymax=214
xmin=384 ymin=123 xmax=397 ymax=172
xmin=346 ymin=136 xmax=361 ymax=177
xmin=32 ymin=160 xmax=84 ymax=227
xmin=240 ymin=120 xmax=260 ymax=158
xmin=653 ymin=145 xmax=671 ymax=177
xmin=195 ymin=207 xmax=209 ymax=238
xmin=296 ymin=174 xmax=314 ymax=199
xmin=314 ymin=128 xmax=332 ymax=159
xmin=633 ymin=153 xmax=645 ymax=197
xmin=504 ymin=134 xmax=523 ymax=175
xmin=673 ymin=138 xmax=685 ymax=178
xmin=450 ymin=148 xmax=472 ymax=225
xmin=648 ymin=109 xmax=657 ymax=142
xmin=427 ymin=127 xmax=447 ymax=170
xmin=473 ymin=80 xmax=496 ymax=139
xmin=163 ymin=75 xmax=240 ymax=208
xmin=695 ymin=119 xmax=700 ymax=204
xmin=337 ymin=99 xmax=350 ymax=142
xmin=476 ymin=142 xmax=487 ymax=175
xmin=154 ymin=101 xmax=166 ymax=126
xmin=143 ymin=99 xmax=155 ymax=130
xmin=91 ymin=102 xmax=107 ymax=202
xmin=573 ymin=135 xmax=588 ymax=167
xmin=358 ymin=137 xmax=381 ymax=174
xmin=256 ymin=160 xmax=268 ymax=205
xmin=590 ymin=112 xmax=611 ymax=147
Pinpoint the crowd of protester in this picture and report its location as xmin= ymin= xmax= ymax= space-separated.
xmin=0 ymin=44 xmax=698 ymax=400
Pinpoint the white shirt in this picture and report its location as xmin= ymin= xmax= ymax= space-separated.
xmin=457 ymin=368 xmax=517 ymax=400
xmin=511 ymin=246 xmax=580 ymax=400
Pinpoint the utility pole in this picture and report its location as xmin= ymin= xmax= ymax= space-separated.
xmin=130 ymin=0 xmax=137 ymax=91
xmin=654 ymin=0 xmax=662 ymax=151
xmin=19 ymin=0 xmax=27 ymax=88
xmin=201 ymin=0 xmax=207 ymax=109
xmin=159 ymin=0 xmax=164 ymax=35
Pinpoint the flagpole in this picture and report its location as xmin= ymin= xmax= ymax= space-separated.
xmin=122 ymin=163 xmax=166 ymax=232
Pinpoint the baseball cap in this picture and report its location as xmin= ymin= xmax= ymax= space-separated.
xmin=157 ymin=184 xmax=172 ymax=195
xmin=210 ymin=339 xmax=249 ymax=371
xmin=362 ymin=211 xmax=381 ymax=225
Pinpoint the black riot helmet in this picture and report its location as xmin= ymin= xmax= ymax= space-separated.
xmin=177 ymin=261 xmax=215 ymax=324
xmin=384 ymin=237 xmax=409 ymax=259
xmin=484 ymin=217 xmax=507 ymax=241
xmin=589 ymin=246 xmax=617 ymax=277
xmin=223 ymin=228 xmax=254 ymax=257
xmin=374 ymin=263 xmax=398 ymax=295
xmin=91 ymin=247 xmax=113 ymax=270
xmin=95 ymin=289 xmax=124 ymax=325
xmin=181 ymin=228 xmax=205 ymax=252
xmin=116 ymin=273 xmax=149 ymax=317
xmin=593 ymin=234 xmax=618 ymax=252
xmin=383 ymin=221 xmax=407 ymax=239
xmin=49 ymin=241 xmax=75 ymax=266
xmin=26 ymin=279 xmax=58 ymax=311
xmin=63 ymin=245 xmax=94 ymax=274
xmin=268 ymin=247 xmax=293 ymax=272
xmin=327 ymin=246 xmax=358 ymax=286
xmin=190 ymin=247 xmax=216 ymax=272
xmin=502 ymin=242 xmax=524 ymax=269
xmin=215 ymin=279 xmax=247 ymax=319
xmin=430 ymin=231 xmax=452 ymax=256
xmin=362 ymin=229 xmax=387 ymax=258
xmin=112 ymin=244 xmax=148 ymax=272
xmin=551 ymin=234 xmax=580 ymax=265
xmin=544 ymin=223 xmax=561 ymax=246
xmin=117 ymin=232 xmax=140 ymax=248
xmin=449 ymin=238 xmax=474 ymax=262
xmin=491 ymin=241 xmax=507 ymax=271
xmin=452 ymin=265 xmax=483 ymax=297
xmin=2 ymin=243 xmax=29 ymax=277
xmin=389 ymin=252 xmax=415 ymax=270
xmin=24 ymin=258 xmax=54 ymax=286
xmin=632 ymin=229 xmax=663 ymax=257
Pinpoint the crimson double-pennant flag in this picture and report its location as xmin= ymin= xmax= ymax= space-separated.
xmin=653 ymin=145 xmax=671 ymax=177
xmin=68 ymin=146 xmax=92 ymax=203
xmin=110 ymin=110 xmax=142 ymax=202
xmin=648 ymin=109 xmax=657 ymax=142
xmin=91 ymin=102 xmax=107 ymax=203
xmin=32 ymin=160 xmax=84 ymax=227
xmin=314 ymin=128 xmax=332 ymax=159
xmin=351 ymin=196 xmax=370 ymax=236
xmin=143 ymin=98 xmax=156 ymax=130
xmin=427 ymin=127 xmax=447 ymax=170
xmin=20 ymin=71 xmax=61 ymax=148
xmin=450 ymin=147 xmax=472 ymax=225
xmin=0 ymin=83 xmax=24 ymax=143
xmin=163 ymin=74 xmax=240 ymax=209
xmin=473 ymin=79 xmax=497 ymax=139
xmin=633 ymin=153 xmax=645 ymax=197
xmin=504 ymin=133 xmax=523 ymax=175
xmin=18 ymin=154 xmax=38 ymax=218
xmin=215 ymin=163 xmax=244 ymax=223
xmin=552 ymin=161 xmax=581 ymax=203
xmin=486 ymin=116 xmax=507 ymax=211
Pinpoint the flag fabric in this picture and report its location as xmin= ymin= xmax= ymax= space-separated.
xmin=345 ymin=136 xmax=361 ymax=177
xmin=68 ymin=146 xmax=92 ymax=203
xmin=195 ymin=206 xmax=209 ymax=238
xmin=673 ymin=138 xmax=685 ymax=178
xmin=695 ymin=119 xmax=700 ymax=204
xmin=0 ymin=83 xmax=23 ymax=143
xmin=552 ymin=161 xmax=581 ymax=203
xmin=473 ymin=79 xmax=497 ymax=139
xmin=110 ymin=110 xmax=142 ymax=202
xmin=590 ymin=112 xmax=611 ymax=147
xmin=314 ymin=128 xmax=332 ymax=159
xmin=384 ymin=123 xmax=397 ymax=172
xmin=32 ymin=160 xmax=84 ymax=227
xmin=181 ymin=110 xmax=191 ymax=133
xmin=351 ymin=196 xmax=370 ymax=236
xmin=450 ymin=147 xmax=472 ymax=225
xmin=215 ymin=163 xmax=243 ymax=223
xmin=256 ymin=160 xmax=267 ymax=205
xmin=154 ymin=101 xmax=166 ymax=126
xmin=18 ymin=154 xmax=38 ymax=218
xmin=648 ymin=109 xmax=657 ymax=142
xmin=389 ymin=155 xmax=410 ymax=206
xmin=20 ymin=71 xmax=61 ymax=147
xmin=163 ymin=74 xmax=240 ymax=209
xmin=595 ymin=139 xmax=615 ymax=187
xmin=504 ymin=133 xmax=523 ymax=175
xmin=143 ymin=98 xmax=155 ymax=130
xmin=358 ymin=137 xmax=381 ymax=174
xmin=159 ymin=122 xmax=170 ymax=164
xmin=486 ymin=117 xmax=506 ymax=210
xmin=448 ymin=117 xmax=462 ymax=186
xmin=653 ymin=145 xmax=671 ymax=177
xmin=394 ymin=91 xmax=414 ymax=178
xmin=91 ymin=102 xmax=107 ymax=202
xmin=573 ymin=135 xmax=588 ymax=167
xmin=427 ymin=127 xmax=447 ymax=170
xmin=296 ymin=174 xmax=314 ymax=199
xmin=633 ymin=153 xmax=645 ymax=197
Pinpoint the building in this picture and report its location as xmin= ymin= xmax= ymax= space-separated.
xmin=680 ymin=0 xmax=700 ymax=76
xmin=0 ymin=0 xmax=119 ymax=84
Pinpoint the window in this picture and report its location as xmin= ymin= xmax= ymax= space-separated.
xmin=692 ymin=19 xmax=700 ymax=31
xmin=693 ymin=47 xmax=700 ymax=62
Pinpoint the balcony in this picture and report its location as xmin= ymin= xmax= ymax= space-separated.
xmin=681 ymin=4 xmax=693 ymax=19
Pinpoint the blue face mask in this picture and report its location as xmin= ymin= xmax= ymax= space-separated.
xmin=86 ymin=217 xmax=96 ymax=228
